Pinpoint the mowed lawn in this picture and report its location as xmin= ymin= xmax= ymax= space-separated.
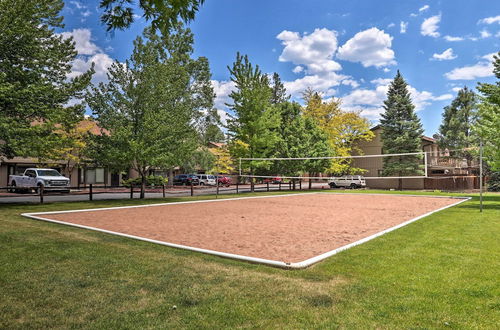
xmin=0 ymin=191 xmax=499 ymax=329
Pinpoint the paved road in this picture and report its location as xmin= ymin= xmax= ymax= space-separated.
xmin=0 ymin=183 xmax=330 ymax=204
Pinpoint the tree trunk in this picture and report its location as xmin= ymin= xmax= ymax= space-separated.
xmin=140 ymin=174 xmax=146 ymax=199
xmin=398 ymin=178 xmax=403 ymax=191
xmin=168 ymin=168 xmax=174 ymax=187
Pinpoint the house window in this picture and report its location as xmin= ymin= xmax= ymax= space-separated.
xmin=86 ymin=168 xmax=105 ymax=184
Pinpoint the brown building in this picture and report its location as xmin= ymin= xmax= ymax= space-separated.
xmin=354 ymin=126 xmax=480 ymax=190
xmin=0 ymin=120 xmax=122 ymax=187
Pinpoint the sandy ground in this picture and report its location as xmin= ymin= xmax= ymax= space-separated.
xmin=42 ymin=193 xmax=459 ymax=263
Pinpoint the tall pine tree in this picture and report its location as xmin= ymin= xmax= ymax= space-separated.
xmin=438 ymin=86 xmax=477 ymax=164
xmin=380 ymin=71 xmax=424 ymax=190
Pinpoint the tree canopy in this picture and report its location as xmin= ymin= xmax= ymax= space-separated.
xmin=100 ymin=0 xmax=205 ymax=33
xmin=438 ymin=86 xmax=477 ymax=162
xmin=380 ymin=71 xmax=424 ymax=189
xmin=475 ymin=52 xmax=500 ymax=171
xmin=302 ymin=88 xmax=374 ymax=174
xmin=87 ymin=26 xmax=213 ymax=197
xmin=0 ymin=0 xmax=93 ymax=159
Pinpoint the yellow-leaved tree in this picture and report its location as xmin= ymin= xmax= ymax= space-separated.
xmin=209 ymin=144 xmax=235 ymax=174
xmin=302 ymin=88 xmax=374 ymax=175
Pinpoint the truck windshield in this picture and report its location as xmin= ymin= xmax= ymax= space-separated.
xmin=36 ymin=170 xmax=62 ymax=177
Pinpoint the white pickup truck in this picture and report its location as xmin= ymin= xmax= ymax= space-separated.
xmin=328 ymin=175 xmax=366 ymax=189
xmin=9 ymin=168 xmax=70 ymax=193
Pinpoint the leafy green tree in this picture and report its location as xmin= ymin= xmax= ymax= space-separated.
xmin=270 ymin=72 xmax=289 ymax=104
xmin=0 ymin=0 xmax=93 ymax=159
xmin=438 ymin=86 xmax=477 ymax=164
xmin=476 ymin=52 xmax=500 ymax=171
xmin=87 ymin=26 xmax=213 ymax=198
xmin=271 ymin=101 xmax=331 ymax=187
xmin=199 ymin=109 xmax=225 ymax=145
xmin=100 ymin=0 xmax=205 ymax=33
xmin=226 ymin=53 xmax=281 ymax=180
xmin=302 ymin=88 xmax=374 ymax=174
xmin=380 ymin=71 xmax=424 ymax=190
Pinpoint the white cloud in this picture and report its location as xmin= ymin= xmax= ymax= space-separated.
xmin=421 ymin=15 xmax=441 ymax=38
xmin=478 ymin=15 xmax=500 ymax=24
xmin=480 ymin=29 xmax=492 ymax=38
xmin=387 ymin=23 xmax=395 ymax=28
xmin=400 ymin=21 xmax=408 ymax=33
xmin=277 ymin=28 xmax=341 ymax=74
xmin=444 ymin=35 xmax=464 ymax=41
xmin=383 ymin=67 xmax=391 ymax=73
xmin=67 ymin=53 xmax=114 ymax=85
xmin=211 ymin=80 xmax=236 ymax=110
xmin=432 ymin=48 xmax=457 ymax=61
xmin=419 ymin=5 xmax=430 ymax=12
xmin=82 ymin=10 xmax=92 ymax=18
xmin=60 ymin=29 xmax=115 ymax=84
xmin=444 ymin=53 xmax=495 ymax=80
xmin=283 ymin=71 xmax=349 ymax=97
xmin=451 ymin=87 xmax=462 ymax=92
xmin=292 ymin=65 xmax=304 ymax=74
xmin=70 ymin=1 xmax=85 ymax=9
xmin=341 ymin=79 xmax=359 ymax=88
xmin=337 ymin=27 xmax=396 ymax=68
xmin=60 ymin=29 xmax=100 ymax=55
xmin=340 ymin=78 xmax=452 ymax=120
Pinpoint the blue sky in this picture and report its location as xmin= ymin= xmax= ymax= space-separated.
xmin=60 ymin=0 xmax=499 ymax=136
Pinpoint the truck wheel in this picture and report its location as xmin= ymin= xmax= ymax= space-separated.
xmin=329 ymin=182 xmax=337 ymax=189
xmin=350 ymin=183 xmax=357 ymax=189
xmin=36 ymin=184 xmax=44 ymax=194
xmin=10 ymin=181 xmax=16 ymax=193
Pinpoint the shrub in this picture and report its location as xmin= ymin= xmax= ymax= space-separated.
xmin=122 ymin=175 xmax=168 ymax=187
xmin=487 ymin=172 xmax=500 ymax=192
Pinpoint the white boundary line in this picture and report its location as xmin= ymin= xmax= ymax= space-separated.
xmin=21 ymin=192 xmax=471 ymax=269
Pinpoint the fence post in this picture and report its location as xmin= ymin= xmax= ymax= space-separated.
xmin=130 ymin=185 xmax=133 ymax=199
xmin=190 ymin=180 xmax=194 ymax=196
xmin=162 ymin=184 xmax=166 ymax=198
xmin=299 ymin=180 xmax=302 ymax=190
xmin=289 ymin=181 xmax=292 ymax=190
xmin=89 ymin=184 xmax=93 ymax=201
xmin=279 ymin=182 xmax=281 ymax=191
xmin=267 ymin=182 xmax=269 ymax=192
xmin=39 ymin=185 xmax=44 ymax=204
xmin=236 ymin=181 xmax=239 ymax=194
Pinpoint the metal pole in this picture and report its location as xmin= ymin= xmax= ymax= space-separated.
xmin=480 ymin=140 xmax=483 ymax=213
xmin=424 ymin=151 xmax=428 ymax=177
xmin=130 ymin=185 xmax=133 ymax=199
xmin=162 ymin=184 xmax=165 ymax=198
xmin=89 ymin=183 xmax=93 ymax=201
xmin=190 ymin=180 xmax=194 ymax=197
xmin=39 ymin=185 xmax=44 ymax=204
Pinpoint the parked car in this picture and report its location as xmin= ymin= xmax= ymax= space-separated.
xmin=8 ymin=168 xmax=70 ymax=193
xmin=173 ymin=174 xmax=200 ymax=186
xmin=216 ymin=175 xmax=232 ymax=187
xmin=196 ymin=174 xmax=217 ymax=186
xmin=263 ymin=177 xmax=283 ymax=184
xmin=328 ymin=175 xmax=366 ymax=189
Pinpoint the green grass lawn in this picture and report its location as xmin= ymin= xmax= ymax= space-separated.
xmin=1 ymin=190 xmax=499 ymax=329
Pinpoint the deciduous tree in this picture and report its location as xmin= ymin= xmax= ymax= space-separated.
xmin=475 ymin=52 xmax=500 ymax=171
xmin=87 ymin=26 xmax=213 ymax=198
xmin=302 ymin=88 xmax=374 ymax=174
